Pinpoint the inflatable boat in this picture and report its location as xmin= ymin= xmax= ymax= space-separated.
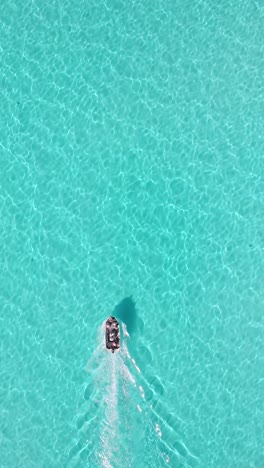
xmin=105 ymin=316 xmax=120 ymax=353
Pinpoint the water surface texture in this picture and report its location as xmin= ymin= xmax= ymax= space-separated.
xmin=1 ymin=1 xmax=264 ymax=467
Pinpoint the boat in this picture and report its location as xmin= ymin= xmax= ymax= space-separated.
xmin=105 ymin=316 xmax=120 ymax=353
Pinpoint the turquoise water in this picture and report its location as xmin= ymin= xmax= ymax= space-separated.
xmin=1 ymin=0 xmax=264 ymax=466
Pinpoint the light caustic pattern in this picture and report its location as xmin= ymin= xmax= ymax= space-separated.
xmin=66 ymin=323 xmax=199 ymax=468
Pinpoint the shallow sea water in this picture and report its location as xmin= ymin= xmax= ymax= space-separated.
xmin=1 ymin=1 xmax=264 ymax=467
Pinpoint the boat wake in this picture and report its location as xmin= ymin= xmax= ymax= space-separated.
xmin=65 ymin=323 xmax=199 ymax=468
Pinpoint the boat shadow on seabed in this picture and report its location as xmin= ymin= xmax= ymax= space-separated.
xmin=112 ymin=296 xmax=138 ymax=336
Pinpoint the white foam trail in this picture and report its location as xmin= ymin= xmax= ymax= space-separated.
xmin=120 ymin=341 xmax=200 ymax=465
xmin=107 ymin=354 xmax=119 ymax=429
xmin=122 ymin=322 xmax=130 ymax=338
xmin=88 ymin=322 xmax=137 ymax=468
xmin=99 ymin=354 xmax=119 ymax=468
xmin=80 ymin=320 xmax=199 ymax=467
